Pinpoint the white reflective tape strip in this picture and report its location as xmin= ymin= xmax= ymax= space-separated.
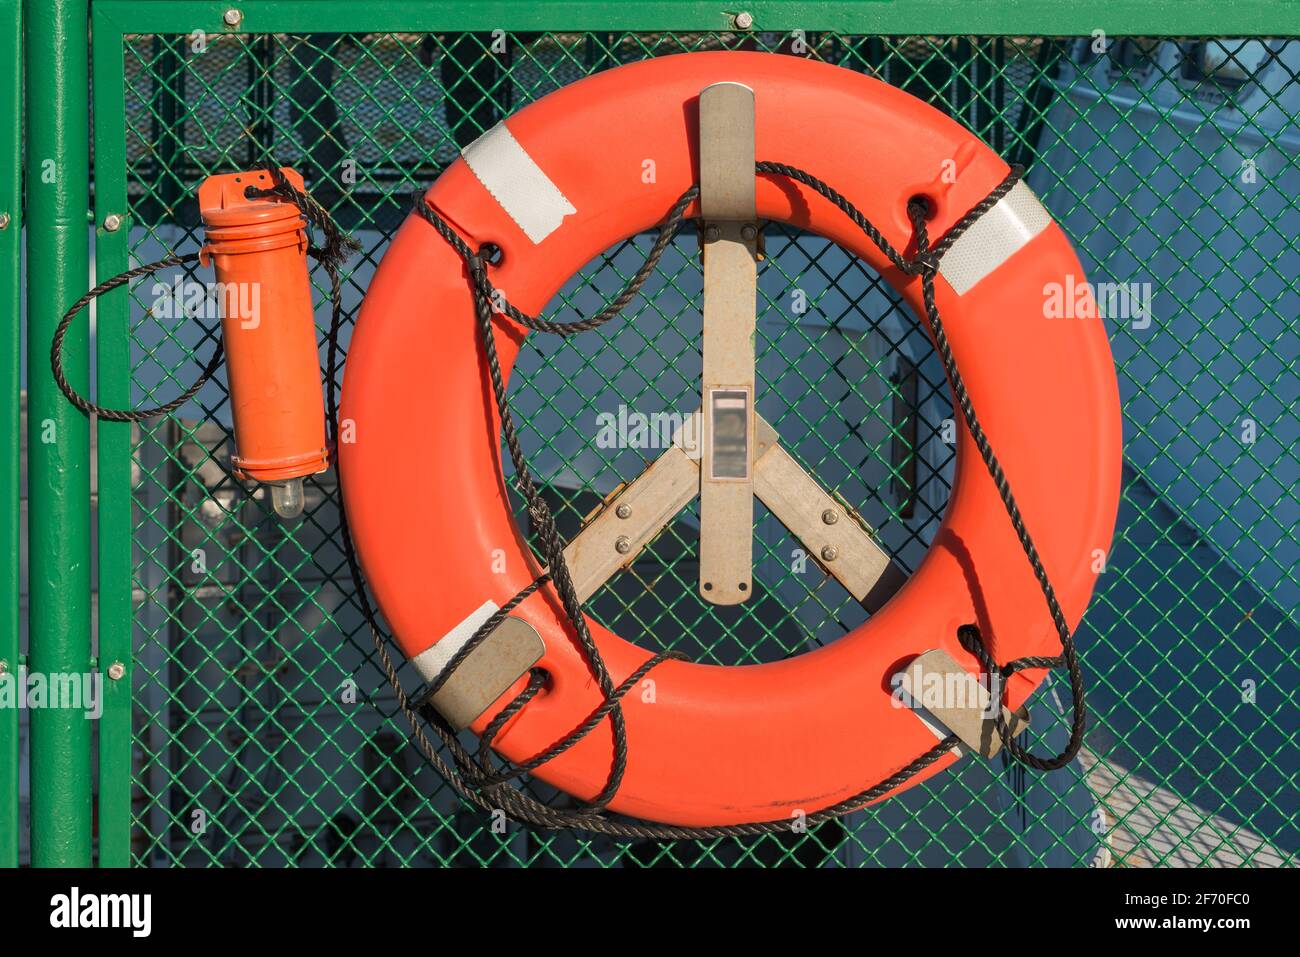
xmin=938 ymin=180 xmax=1052 ymax=295
xmin=411 ymin=600 xmax=500 ymax=683
xmin=460 ymin=122 xmax=576 ymax=243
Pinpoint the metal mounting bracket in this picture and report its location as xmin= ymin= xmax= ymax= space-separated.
xmin=423 ymin=614 xmax=546 ymax=730
xmin=751 ymin=419 xmax=906 ymax=612
xmin=560 ymin=442 xmax=700 ymax=603
xmin=698 ymin=81 xmax=758 ymax=605
xmin=896 ymin=649 xmax=1031 ymax=759
xmin=556 ymin=411 xmax=903 ymax=614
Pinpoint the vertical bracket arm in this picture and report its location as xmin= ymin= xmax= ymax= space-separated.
xmin=698 ymin=82 xmax=758 ymax=605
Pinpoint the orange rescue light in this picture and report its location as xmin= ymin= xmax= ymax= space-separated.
xmin=198 ymin=167 xmax=328 ymax=518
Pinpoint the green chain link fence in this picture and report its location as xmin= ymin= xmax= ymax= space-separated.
xmin=58 ymin=6 xmax=1298 ymax=867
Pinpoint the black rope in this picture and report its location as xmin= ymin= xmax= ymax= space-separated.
xmin=52 ymin=155 xmax=1087 ymax=839
xmin=414 ymin=184 xmax=700 ymax=337
xmin=906 ymin=193 xmax=1086 ymax=771
xmin=50 ymin=252 xmax=220 ymax=422
xmin=246 ymin=163 xmax=362 ymax=276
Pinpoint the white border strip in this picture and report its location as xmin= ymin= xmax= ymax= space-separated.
xmin=938 ymin=180 xmax=1052 ymax=296
xmin=461 ymin=122 xmax=576 ymax=244
xmin=411 ymin=600 xmax=500 ymax=683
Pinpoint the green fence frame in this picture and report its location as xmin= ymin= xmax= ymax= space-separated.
xmin=0 ymin=0 xmax=21 ymax=871
xmin=9 ymin=0 xmax=1298 ymax=866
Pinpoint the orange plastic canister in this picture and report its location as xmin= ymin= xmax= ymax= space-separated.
xmin=198 ymin=168 xmax=328 ymax=486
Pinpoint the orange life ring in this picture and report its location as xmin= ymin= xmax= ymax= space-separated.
xmin=339 ymin=51 xmax=1122 ymax=826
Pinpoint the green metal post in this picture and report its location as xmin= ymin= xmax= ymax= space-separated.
xmin=0 ymin=0 xmax=22 ymax=869
xmin=24 ymin=0 xmax=92 ymax=867
xmin=91 ymin=11 xmax=134 ymax=868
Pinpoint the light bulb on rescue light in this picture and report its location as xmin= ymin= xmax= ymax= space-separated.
xmin=270 ymin=479 xmax=306 ymax=519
